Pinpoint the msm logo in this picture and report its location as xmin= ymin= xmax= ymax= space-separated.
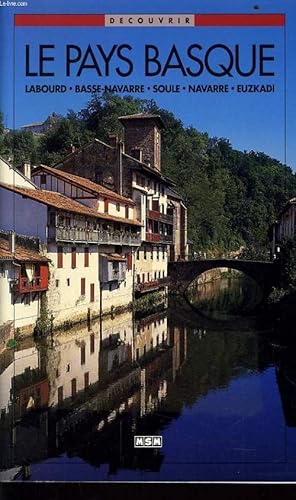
xmin=134 ymin=436 xmax=163 ymax=448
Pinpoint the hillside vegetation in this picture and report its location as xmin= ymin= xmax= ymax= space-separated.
xmin=1 ymin=94 xmax=295 ymax=257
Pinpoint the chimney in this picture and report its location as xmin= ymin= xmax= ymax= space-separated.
xmin=108 ymin=134 xmax=119 ymax=149
xmin=21 ymin=161 xmax=31 ymax=179
xmin=8 ymin=231 xmax=16 ymax=254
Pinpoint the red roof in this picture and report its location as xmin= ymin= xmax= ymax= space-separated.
xmin=0 ymin=182 xmax=141 ymax=227
xmin=33 ymin=164 xmax=135 ymax=206
xmin=0 ymin=236 xmax=49 ymax=262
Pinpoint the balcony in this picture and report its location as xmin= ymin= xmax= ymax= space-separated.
xmin=146 ymin=232 xmax=173 ymax=244
xmin=148 ymin=209 xmax=160 ymax=221
xmin=159 ymin=212 xmax=173 ymax=224
xmin=12 ymin=276 xmax=48 ymax=294
xmin=147 ymin=210 xmax=173 ymax=225
xmin=136 ymin=280 xmax=160 ymax=293
xmin=49 ymin=227 xmax=141 ymax=246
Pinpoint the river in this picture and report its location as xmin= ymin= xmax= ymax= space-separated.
xmin=1 ymin=276 xmax=296 ymax=482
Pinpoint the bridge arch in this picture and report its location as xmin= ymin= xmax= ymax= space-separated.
xmin=168 ymin=259 xmax=280 ymax=298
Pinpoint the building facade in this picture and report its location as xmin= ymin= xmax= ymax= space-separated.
xmin=271 ymin=198 xmax=296 ymax=258
xmin=54 ymin=113 xmax=187 ymax=296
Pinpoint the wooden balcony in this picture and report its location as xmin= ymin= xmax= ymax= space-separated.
xmin=13 ymin=276 xmax=48 ymax=294
xmin=146 ymin=232 xmax=173 ymax=244
xmin=159 ymin=212 xmax=173 ymax=224
xmin=147 ymin=210 xmax=173 ymax=225
xmin=49 ymin=226 xmax=141 ymax=246
xmin=135 ymin=277 xmax=169 ymax=293
xmin=136 ymin=280 xmax=160 ymax=293
xmin=148 ymin=209 xmax=160 ymax=220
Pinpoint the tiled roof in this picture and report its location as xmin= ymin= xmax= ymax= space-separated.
xmin=118 ymin=114 xmax=165 ymax=129
xmin=0 ymin=182 xmax=141 ymax=227
xmin=0 ymin=236 xmax=48 ymax=262
xmin=33 ymin=164 xmax=135 ymax=206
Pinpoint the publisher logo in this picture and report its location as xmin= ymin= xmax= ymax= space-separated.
xmin=134 ymin=436 xmax=163 ymax=448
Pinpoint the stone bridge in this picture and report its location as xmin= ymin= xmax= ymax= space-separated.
xmin=168 ymin=259 xmax=281 ymax=296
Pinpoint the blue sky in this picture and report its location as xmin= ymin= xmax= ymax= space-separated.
xmin=1 ymin=0 xmax=295 ymax=168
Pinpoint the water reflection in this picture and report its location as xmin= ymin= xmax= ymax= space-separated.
xmin=187 ymin=275 xmax=263 ymax=320
xmin=1 ymin=298 xmax=296 ymax=481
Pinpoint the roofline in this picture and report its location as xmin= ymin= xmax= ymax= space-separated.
xmin=122 ymin=153 xmax=175 ymax=186
xmin=0 ymin=182 xmax=142 ymax=227
xmin=0 ymin=156 xmax=38 ymax=188
xmin=33 ymin=164 xmax=135 ymax=206
xmin=118 ymin=114 xmax=165 ymax=129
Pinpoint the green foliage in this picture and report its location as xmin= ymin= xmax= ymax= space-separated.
xmin=6 ymin=338 xmax=18 ymax=350
xmin=267 ymin=287 xmax=288 ymax=304
xmin=278 ymin=236 xmax=296 ymax=290
xmin=2 ymin=129 xmax=38 ymax=165
xmin=134 ymin=291 xmax=166 ymax=316
xmin=34 ymin=295 xmax=51 ymax=337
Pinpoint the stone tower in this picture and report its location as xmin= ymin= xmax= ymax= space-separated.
xmin=118 ymin=114 xmax=165 ymax=172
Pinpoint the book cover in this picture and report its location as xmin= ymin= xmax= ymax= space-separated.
xmin=0 ymin=0 xmax=296 ymax=489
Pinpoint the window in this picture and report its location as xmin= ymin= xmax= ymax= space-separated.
xmin=90 ymin=283 xmax=95 ymax=303
xmin=104 ymin=198 xmax=109 ymax=213
xmin=159 ymin=271 xmax=161 ymax=279
xmin=71 ymin=378 xmax=77 ymax=397
xmin=56 ymin=369 xmax=60 ymax=378
xmin=154 ymin=272 xmax=157 ymax=280
xmin=57 ymin=246 xmax=63 ymax=268
xmin=84 ymin=247 xmax=89 ymax=267
xmin=67 ymin=278 xmax=70 ymax=286
xmin=81 ymin=344 xmax=86 ymax=365
xmin=157 ymin=247 xmax=159 ymax=260
xmin=90 ymin=333 xmax=95 ymax=354
xmin=56 ymin=279 xmax=59 ymax=288
xmin=40 ymin=174 xmax=46 ymax=185
xmin=151 ymin=249 xmax=153 ymax=260
xmin=136 ymin=348 xmax=140 ymax=361
xmin=144 ymin=247 xmax=147 ymax=260
xmin=137 ymin=250 xmax=140 ymax=260
xmin=109 ymin=283 xmax=112 ymax=292
xmin=163 ymin=250 xmax=165 ymax=260
xmin=66 ymin=364 xmax=71 ymax=373
xmin=125 ymin=205 xmax=129 ymax=219
xmin=163 ymin=271 xmax=165 ymax=278
xmin=81 ymin=278 xmax=86 ymax=296
xmin=116 ymin=203 xmax=120 ymax=212
xmin=24 ymin=294 xmax=30 ymax=305
xmin=71 ymin=247 xmax=76 ymax=269
xmin=84 ymin=372 xmax=89 ymax=389
xmin=137 ymin=274 xmax=140 ymax=284
xmin=58 ymin=386 xmax=63 ymax=404
xmin=144 ymin=345 xmax=147 ymax=356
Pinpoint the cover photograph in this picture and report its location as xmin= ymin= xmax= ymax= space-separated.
xmin=0 ymin=0 xmax=296 ymax=484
